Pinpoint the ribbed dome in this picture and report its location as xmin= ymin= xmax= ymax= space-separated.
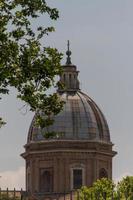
xmin=28 ymin=91 xmax=110 ymax=143
xmin=27 ymin=41 xmax=111 ymax=144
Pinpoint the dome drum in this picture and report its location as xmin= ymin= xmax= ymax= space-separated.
xmin=22 ymin=140 xmax=116 ymax=195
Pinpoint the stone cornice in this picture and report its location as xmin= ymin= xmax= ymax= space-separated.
xmin=24 ymin=139 xmax=113 ymax=148
xmin=22 ymin=140 xmax=117 ymax=159
xmin=21 ymin=148 xmax=116 ymax=159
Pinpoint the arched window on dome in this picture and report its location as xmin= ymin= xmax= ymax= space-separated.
xmin=73 ymin=74 xmax=76 ymax=89
xmin=39 ymin=168 xmax=53 ymax=193
xmin=69 ymin=74 xmax=72 ymax=88
xmin=99 ymin=168 xmax=108 ymax=179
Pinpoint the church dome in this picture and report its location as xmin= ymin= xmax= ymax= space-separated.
xmin=28 ymin=91 xmax=110 ymax=143
xmin=27 ymin=41 xmax=111 ymax=144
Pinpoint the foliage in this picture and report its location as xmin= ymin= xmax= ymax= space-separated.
xmin=78 ymin=186 xmax=93 ymax=200
xmin=0 ymin=193 xmax=20 ymax=200
xmin=0 ymin=117 xmax=6 ymax=128
xmin=78 ymin=177 xmax=133 ymax=200
xmin=0 ymin=0 xmax=64 ymax=135
xmin=117 ymin=176 xmax=133 ymax=200
xmin=78 ymin=179 xmax=115 ymax=200
xmin=92 ymin=178 xmax=115 ymax=200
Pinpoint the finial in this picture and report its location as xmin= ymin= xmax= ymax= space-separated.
xmin=66 ymin=40 xmax=72 ymax=65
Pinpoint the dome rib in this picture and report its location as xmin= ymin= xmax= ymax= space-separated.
xmin=81 ymin=92 xmax=110 ymax=142
xmin=77 ymin=92 xmax=98 ymax=140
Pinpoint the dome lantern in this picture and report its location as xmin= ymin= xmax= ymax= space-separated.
xmin=58 ymin=41 xmax=80 ymax=93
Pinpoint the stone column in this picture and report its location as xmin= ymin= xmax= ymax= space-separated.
xmin=34 ymin=157 xmax=39 ymax=192
xmin=58 ymin=156 xmax=65 ymax=193
xmin=65 ymin=157 xmax=70 ymax=192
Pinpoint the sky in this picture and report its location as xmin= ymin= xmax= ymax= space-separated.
xmin=0 ymin=0 xmax=133 ymax=189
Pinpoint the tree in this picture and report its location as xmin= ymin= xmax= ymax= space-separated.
xmin=117 ymin=176 xmax=133 ymax=200
xmin=78 ymin=177 xmax=133 ymax=200
xmin=78 ymin=178 xmax=116 ymax=200
xmin=78 ymin=186 xmax=93 ymax=200
xmin=0 ymin=194 xmax=20 ymax=200
xmin=92 ymin=178 xmax=115 ymax=200
xmin=0 ymin=0 xmax=64 ymax=135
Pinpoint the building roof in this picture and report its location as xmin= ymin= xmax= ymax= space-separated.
xmin=27 ymin=41 xmax=111 ymax=144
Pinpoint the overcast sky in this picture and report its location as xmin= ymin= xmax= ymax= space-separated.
xmin=0 ymin=0 xmax=133 ymax=189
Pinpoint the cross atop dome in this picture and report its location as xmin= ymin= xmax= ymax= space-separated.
xmin=66 ymin=40 xmax=72 ymax=65
xmin=57 ymin=41 xmax=80 ymax=93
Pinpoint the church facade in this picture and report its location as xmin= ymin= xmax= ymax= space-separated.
xmin=22 ymin=42 xmax=116 ymax=198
